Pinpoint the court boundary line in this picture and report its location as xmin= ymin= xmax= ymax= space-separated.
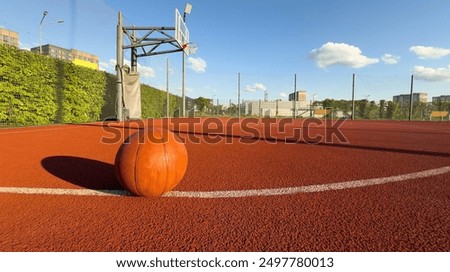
xmin=0 ymin=166 xmax=448 ymax=198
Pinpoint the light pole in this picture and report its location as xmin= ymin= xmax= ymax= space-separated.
xmin=39 ymin=11 xmax=48 ymax=54
xmin=181 ymin=3 xmax=192 ymax=117
xmin=39 ymin=11 xmax=64 ymax=54
xmin=311 ymin=93 xmax=317 ymax=117
xmin=276 ymin=99 xmax=281 ymax=117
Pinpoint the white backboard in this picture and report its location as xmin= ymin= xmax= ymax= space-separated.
xmin=175 ymin=9 xmax=189 ymax=50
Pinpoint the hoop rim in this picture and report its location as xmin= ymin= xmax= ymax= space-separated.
xmin=183 ymin=42 xmax=198 ymax=55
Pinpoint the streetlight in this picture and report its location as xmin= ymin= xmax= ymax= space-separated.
xmin=181 ymin=3 xmax=192 ymax=117
xmin=39 ymin=11 xmax=48 ymax=54
xmin=310 ymin=93 xmax=317 ymax=117
xmin=39 ymin=11 xmax=64 ymax=54
xmin=183 ymin=3 xmax=192 ymax=20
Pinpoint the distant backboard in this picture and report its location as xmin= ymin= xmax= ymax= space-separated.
xmin=175 ymin=9 xmax=189 ymax=50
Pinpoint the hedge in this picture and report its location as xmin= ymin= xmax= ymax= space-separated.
xmin=0 ymin=45 xmax=179 ymax=126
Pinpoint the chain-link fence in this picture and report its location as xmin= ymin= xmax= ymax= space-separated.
xmin=2 ymin=64 xmax=450 ymax=127
xmin=154 ymin=73 xmax=449 ymax=121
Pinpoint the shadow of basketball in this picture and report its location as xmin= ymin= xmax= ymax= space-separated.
xmin=41 ymin=156 xmax=123 ymax=190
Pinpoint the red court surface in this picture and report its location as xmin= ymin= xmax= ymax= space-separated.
xmin=0 ymin=118 xmax=449 ymax=251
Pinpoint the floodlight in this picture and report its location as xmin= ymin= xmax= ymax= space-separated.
xmin=184 ymin=3 xmax=192 ymax=15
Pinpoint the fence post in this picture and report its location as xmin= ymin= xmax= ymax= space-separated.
xmin=351 ymin=73 xmax=355 ymax=120
xmin=238 ymin=72 xmax=241 ymax=119
xmin=409 ymin=75 xmax=414 ymax=121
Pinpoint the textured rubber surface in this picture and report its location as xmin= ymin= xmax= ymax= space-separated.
xmin=0 ymin=119 xmax=449 ymax=251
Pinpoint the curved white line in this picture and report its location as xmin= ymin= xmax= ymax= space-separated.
xmin=163 ymin=166 xmax=450 ymax=198
xmin=0 ymin=166 xmax=449 ymax=198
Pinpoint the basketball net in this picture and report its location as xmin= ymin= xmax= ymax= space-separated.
xmin=183 ymin=43 xmax=198 ymax=55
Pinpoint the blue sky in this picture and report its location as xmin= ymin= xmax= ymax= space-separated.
xmin=1 ymin=0 xmax=450 ymax=102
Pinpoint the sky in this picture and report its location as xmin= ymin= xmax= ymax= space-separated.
xmin=1 ymin=0 xmax=450 ymax=102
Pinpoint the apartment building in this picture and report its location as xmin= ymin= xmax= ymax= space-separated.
xmin=432 ymin=95 xmax=450 ymax=103
xmin=289 ymin=90 xmax=307 ymax=102
xmin=31 ymin=44 xmax=99 ymax=70
xmin=0 ymin=27 xmax=19 ymax=47
xmin=393 ymin=93 xmax=428 ymax=105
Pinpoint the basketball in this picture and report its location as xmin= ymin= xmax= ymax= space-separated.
xmin=115 ymin=128 xmax=188 ymax=197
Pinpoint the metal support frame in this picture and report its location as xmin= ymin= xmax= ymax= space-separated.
xmin=116 ymin=12 xmax=124 ymax=121
xmin=116 ymin=12 xmax=185 ymax=121
xmin=166 ymin=58 xmax=170 ymax=118
xmin=182 ymin=49 xmax=186 ymax=117
xmin=122 ymin=26 xmax=183 ymax=57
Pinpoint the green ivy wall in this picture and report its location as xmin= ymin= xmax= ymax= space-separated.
xmin=0 ymin=45 xmax=178 ymax=126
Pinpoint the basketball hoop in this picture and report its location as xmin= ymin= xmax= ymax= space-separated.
xmin=183 ymin=42 xmax=198 ymax=55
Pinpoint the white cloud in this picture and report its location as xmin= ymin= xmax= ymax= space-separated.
xmin=278 ymin=92 xmax=287 ymax=98
xmin=99 ymin=59 xmax=155 ymax=78
xmin=188 ymin=57 xmax=207 ymax=73
xmin=412 ymin=65 xmax=450 ymax=82
xmin=137 ymin=63 xmax=155 ymax=78
xmin=381 ymin=54 xmax=400 ymax=64
xmin=245 ymin=83 xmax=267 ymax=92
xmin=99 ymin=61 xmax=112 ymax=72
xmin=409 ymin=46 xmax=450 ymax=59
xmin=99 ymin=59 xmax=116 ymax=73
xmin=18 ymin=42 xmax=31 ymax=51
xmin=309 ymin=42 xmax=379 ymax=68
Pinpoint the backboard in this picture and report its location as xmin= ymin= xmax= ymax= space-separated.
xmin=175 ymin=9 xmax=189 ymax=51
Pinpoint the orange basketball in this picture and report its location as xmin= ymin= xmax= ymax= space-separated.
xmin=115 ymin=128 xmax=188 ymax=197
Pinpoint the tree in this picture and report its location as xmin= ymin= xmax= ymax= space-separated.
xmin=433 ymin=101 xmax=450 ymax=112
xmin=366 ymin=101 xmax=378 ymax=119
xmin=379 ymin=100 xmax=386 ymax=119
xmin=356 ymin=99 xmax=368 ymax=119
xmin=322 ymin=98 xmax=334 ymax=108
xmin=412 ymin=102 xmax=431 ymax=120
xmin=386 ymin=101 xmax=399 ymax=120
xmin=227 ymin=103 xmax=239 ymax=116
xmin=195 ymin=97 xmax=212 ymax=113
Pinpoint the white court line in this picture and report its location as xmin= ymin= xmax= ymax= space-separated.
xmin=164 ymin=166 xmax=450 ymax=198
xmin=0 ymin=166 xmax=449 ymax=198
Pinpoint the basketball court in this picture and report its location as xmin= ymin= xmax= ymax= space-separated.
xmin=0 ymin=118 xmax=449 ymax=251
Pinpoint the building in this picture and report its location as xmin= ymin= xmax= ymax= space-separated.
xmin=289 ymin=90 xmax=307 ymax=102
xmin=242 ymin=99 xmax=310 ymax=118
xmin=71 ymin=49 xmax=99 ymax=70
xmin=31 ymin=44 xmax=99 ymax=70
xmin=0 ymin=27 xmax=19 ymax=48
xmin=32 ymin=44 xmax=72 ymax=61
xmin=432 ymin=95 xmax=450 ymax=103
xmin=393 ymin=93 xmax=428 ymax=105
xmin=241 ymin=90 xmax=310 ymax=117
